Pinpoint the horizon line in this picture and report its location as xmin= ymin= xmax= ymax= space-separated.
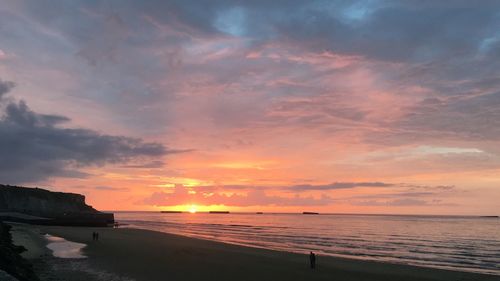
xmin=104 ymin=210 xmax=499 ymax=217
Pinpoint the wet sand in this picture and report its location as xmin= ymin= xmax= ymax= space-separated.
xmin=10 ymin=224 xmax=498 ymax=281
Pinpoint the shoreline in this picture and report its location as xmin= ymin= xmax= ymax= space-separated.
xmin=10 ymin=224 xmax=498 ymax=281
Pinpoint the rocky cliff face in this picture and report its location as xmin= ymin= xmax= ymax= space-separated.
xmin=0 ymin=185 xmax=113 ymax=226
xmin=0 ymin=222 xmax=39 ymax=281
xmin=0 ymin=185 xmax=96 ymax=218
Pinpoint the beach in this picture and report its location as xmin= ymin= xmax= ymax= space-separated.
xmin=9 ymin=224 xmax=498 ymax=281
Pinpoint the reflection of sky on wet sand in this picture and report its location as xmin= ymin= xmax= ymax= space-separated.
xmin=45 ymin=234 xmax=86 ymax=259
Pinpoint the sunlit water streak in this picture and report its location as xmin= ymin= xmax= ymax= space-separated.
xmin=115 ymin=212 xmax=500 ymax=276
xmin=45 ymin=234 xmax=86 ymax=259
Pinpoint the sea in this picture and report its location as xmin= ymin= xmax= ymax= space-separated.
xmin=114 ymin=212 xmax=500 ymax=276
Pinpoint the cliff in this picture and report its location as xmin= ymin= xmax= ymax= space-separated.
xmin=0 ymin=185 xmax=113 ymax=227
xmin=0 ymin=185 xmax=96 ymax=217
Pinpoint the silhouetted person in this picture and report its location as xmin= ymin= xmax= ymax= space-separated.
xmin=309 ymin=251 xmax=316 ymax=269
xmin=92 ymin=232 xmax=96 ymax=241
xmin=95 ymin=232 xmax=99 ymax=241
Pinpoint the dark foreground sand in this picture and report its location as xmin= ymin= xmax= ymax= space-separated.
xmin=10 ymin=224 xmax=498 ymax=281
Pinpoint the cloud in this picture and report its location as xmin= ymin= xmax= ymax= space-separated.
xmin=142 ymin=182 xmax=458 ymax=207
xmin=94 ymin=186 xmax=129 ymax=192
xmin=67 ymin=0 xmax=496 ymax=63
xmin=143 ymin=184 xmax=333 ymax=207
xmin=389 ymin=91 xmax=500 ymax=143
xmin=160 ymin=182 xmax=394 ymax=193
xmin=400 ymin=184 xmax=455 ymax=191
xmin=354 ymin=198 xmax=432 ymax=206
xmin=0 ymin=79 xmax=15 ymax=100
xmin=121 ymin=160 xmax=165 ymax=169
xmin=341 ymin=184 xmax=458 ymax=207
xmin=0 ymin=78 xmax=177 ymax=184
xmin=287 ymin=182 xmax=393 ymax=191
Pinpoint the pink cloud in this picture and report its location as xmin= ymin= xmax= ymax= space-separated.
xmin=143 ymin=185 xmax=332 ymax=207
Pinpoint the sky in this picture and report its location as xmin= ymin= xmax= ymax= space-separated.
xmin=1 ymin=0 xmax=500 ymax=215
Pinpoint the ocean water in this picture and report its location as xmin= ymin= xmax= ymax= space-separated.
xmin=115 ymin=212 xmax=500 ymax=276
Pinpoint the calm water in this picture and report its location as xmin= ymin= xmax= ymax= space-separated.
xmin=115 ymin=212 xmax=500 ymax=276
xmin=45 ymin=234 xmax=86 ymax=259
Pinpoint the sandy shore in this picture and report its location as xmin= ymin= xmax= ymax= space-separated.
xmin=10 ymin=224 xmax=497 ymax=281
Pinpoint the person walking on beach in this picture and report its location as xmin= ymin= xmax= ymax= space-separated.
xmin=309 ymin=251 xmax=316 ymax=269
xmin=92 ymin=232 xmax=96 ymax=241
xmin=95 ymin=232 xmax=99 ymax=241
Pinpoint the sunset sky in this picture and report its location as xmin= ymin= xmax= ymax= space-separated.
xmin=1 ymin=0 xmax=500 ymax=215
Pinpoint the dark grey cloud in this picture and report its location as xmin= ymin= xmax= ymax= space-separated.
xmin=176 ymin=182 xmax=394 ymax=193
xmin=400 ymin=184 xmax=455 ymax=191
xmin=121 ymin=160 xmax=165 ymax=169
xmin=0 ymin=79 xmax=15 ymax=100
xmin=94 ymin=186 xmax=129 ymax=192
xmin=209 ymin=1 xmax=493 ymax=63
xmin=287 ymin=182 xmax=393 ymax=191
xmin=68 ymin=0 xmax=494 ymax=64
xmin=0 ymin=79 xmax=176 ymax=184
xmin=13 ymin=1 xmax=500 ymax=63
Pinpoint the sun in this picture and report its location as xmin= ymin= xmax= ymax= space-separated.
xmin=188 ymin=205 xmax=197 ymax=214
